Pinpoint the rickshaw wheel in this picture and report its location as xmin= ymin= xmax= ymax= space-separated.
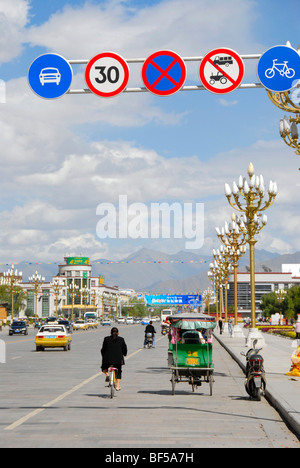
xmin=171 ymin=371 xmax=176 ymax=395
xmin=209 ymin=373 xmax=213 ymax=396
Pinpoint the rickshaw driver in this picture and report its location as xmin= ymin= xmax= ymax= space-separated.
xmin=144 ymin=321 xmax=156 ymax=347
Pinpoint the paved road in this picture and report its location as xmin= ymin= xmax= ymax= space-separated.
xmin=0 ymin=325 xmax=299 ymax=448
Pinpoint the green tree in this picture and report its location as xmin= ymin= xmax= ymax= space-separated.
xmin=260 ymin=291 xmax=280 ymax=317
xmin=0 ymin=284 xmax=25 ymax=317
xmin=122 ymin=297 xmax=148 ymax=317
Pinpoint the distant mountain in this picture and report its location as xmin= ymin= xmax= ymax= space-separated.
xmin=2 ymin=247 xmax=298 ymax=294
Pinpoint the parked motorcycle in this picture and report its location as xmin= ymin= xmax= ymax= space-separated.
xmin=241 ymin=339 xmax=266 ymax=401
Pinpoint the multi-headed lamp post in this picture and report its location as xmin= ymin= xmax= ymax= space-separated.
xmin=29 ymin=271 xmax=45 ymax=319
xmin=212 ymin=246 xmax=233 ymax=324
xmin=208 ymin=264 xmax=222 ymax=320
xmin=216 ymin=213 xmax=247 ymax=336
xmin=50 ymin=278 xmax=64 ymax=318
xmin=3 ymin=264 xmax=22 ymax=321
xmin=224 ymin=163 xmax=277 ymax=344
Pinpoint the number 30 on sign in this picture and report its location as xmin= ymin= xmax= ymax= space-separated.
xmin=85 ymin=52 xmax=130 ymax=97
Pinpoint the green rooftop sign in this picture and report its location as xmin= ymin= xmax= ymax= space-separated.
xmin=66 ymin=257 xmax=90 ymax=265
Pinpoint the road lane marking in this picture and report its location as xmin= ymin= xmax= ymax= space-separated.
xmin=4 ymin=338 xmax=165 ymax=431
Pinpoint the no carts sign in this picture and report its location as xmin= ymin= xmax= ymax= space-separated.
xmin=199 ymin=48 xmax=245 ymax=94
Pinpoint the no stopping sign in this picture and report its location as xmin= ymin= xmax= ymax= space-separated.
xmin=85 ymin=52 xmax=130 ymax=97
xmin=199 ymin=48 xmax=245 ymax=94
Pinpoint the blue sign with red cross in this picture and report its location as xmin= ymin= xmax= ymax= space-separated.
xmin=142 ymin=50 xmax=186 ymax=96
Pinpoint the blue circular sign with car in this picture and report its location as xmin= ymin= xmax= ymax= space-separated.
xmin=28 ymin=53 xmax=73 ymax=99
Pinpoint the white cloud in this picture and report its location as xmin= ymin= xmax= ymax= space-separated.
xmin=219 ymin=98 xmax=239 ymax=107
xmin=0 ymin=0 xmax=30 ymax=63
xmin=24 ymin=0 xmax=262 ymax=61
xmin=1 ymin=0 xmax=299 ymax=262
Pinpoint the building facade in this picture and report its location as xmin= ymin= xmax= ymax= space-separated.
xmin=227 ymin=268 xmax=300 ymax=318
xmin=18 ymin=256 xmax=134 ymax=319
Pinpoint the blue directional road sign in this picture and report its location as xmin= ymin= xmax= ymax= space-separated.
xmin=28 ymin=53 xmax=73 ymax=99
xmin=257 ymin=45 xmax=300 ymax=92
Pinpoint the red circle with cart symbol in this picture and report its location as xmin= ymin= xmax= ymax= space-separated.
xmin=199 ymin=48 xmax=245 ymax=94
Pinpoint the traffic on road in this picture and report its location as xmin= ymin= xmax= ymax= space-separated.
xmin=0 ymin=318 xmax=299 ymax=449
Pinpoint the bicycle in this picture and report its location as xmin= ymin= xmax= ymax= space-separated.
xmin=107 ymin=366 xmax=117 ymax=399
xmin=265 ymin=59 xmax=295 ymax=79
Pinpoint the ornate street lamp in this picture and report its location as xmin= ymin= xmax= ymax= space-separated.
xmin=212 ymin=246 xmax=233 ymax=325
xmin=208 ymin=265 xmax=222 ymax=320
xmin=265 ymin=54 xmax=300 ymax=159
xmin=29 ymin=271 xmax=45 ymax=319
xmin=2 ymin=264 xmax=22 ymax=321
xmin=50 ymin=278 xmax=64 ymax=318
xmin=216 ymin=213 xmax=247 ymax=337
xmin=67 ymin=281 xmax=79 ymax=321
xmin=224 ymin=163 xmax=277 ymax=345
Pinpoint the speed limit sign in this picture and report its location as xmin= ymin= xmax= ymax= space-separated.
xmin=85 ymin=52 xmax=130 ymax=97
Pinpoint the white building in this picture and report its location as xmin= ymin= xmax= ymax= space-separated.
xmin=227 ymin=269 xmax=300 ymax=318
xmin=19 ymin=256 xmax=134 ymax=319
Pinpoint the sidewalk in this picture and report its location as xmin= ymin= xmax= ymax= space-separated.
xmin=215 ymin=327 xmax=300 ymax=438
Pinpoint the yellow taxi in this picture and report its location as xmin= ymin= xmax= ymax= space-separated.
xmin=73 ymin=319 xmax=88 ymax=331
xmin=35 ymin=324 xmax=72 ymax=351
xmin=86 ymin=320 xmax=98 ymax=329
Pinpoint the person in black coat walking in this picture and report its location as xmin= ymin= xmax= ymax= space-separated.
xmin=101 ymin=327 xmax=127 ymax=391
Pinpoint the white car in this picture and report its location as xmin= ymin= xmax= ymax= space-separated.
xmin=126 ymin=317 xmax=133 ymax=324
xmin=39 ymin=67 xmax=61 ymax=85
xmin=117 ymin=317 xmax=125 ymax=324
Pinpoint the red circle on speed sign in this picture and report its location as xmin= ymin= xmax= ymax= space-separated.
xmin=85 ymin=52 xmax=130 ymax=97
xmin=199 ymin=48 xmax=244 ymax=94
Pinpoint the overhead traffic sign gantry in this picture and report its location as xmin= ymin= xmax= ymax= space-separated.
xmin=28 ymin=43 xmax=300 ymax=98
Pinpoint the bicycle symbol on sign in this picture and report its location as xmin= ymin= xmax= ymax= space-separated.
xmin=265 ymin=59 xmax=295 ymax=79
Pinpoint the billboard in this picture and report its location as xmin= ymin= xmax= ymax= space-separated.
xmin=66 ymin=257 xmax=90 ymax=265
xmin=145 ymin=294 xmax=201 ymax=306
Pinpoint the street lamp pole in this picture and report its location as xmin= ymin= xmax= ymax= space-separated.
xmin=216 ymin=213 xmax=247 ymax=336
xmin=28 ymin=271 xmax=45 ymax=319
xmin=224 ymin=163 xmax=277 ymax=346
xmin=3 ymin=264 xmax=22 ymax=322
xmin=50 ymin=278 xmax=63 ymax=318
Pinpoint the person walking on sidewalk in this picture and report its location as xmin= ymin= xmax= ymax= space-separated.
xmin=218 ymin=318 xmax=223 ymax=335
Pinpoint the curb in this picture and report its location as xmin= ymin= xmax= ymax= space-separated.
xmin=214 ymin=333 xmax=300 ymax=439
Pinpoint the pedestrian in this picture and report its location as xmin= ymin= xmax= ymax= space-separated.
xmin=218 ymin=318 xmax=223 ymax=335
xmin=101 ymin=327 xmax=127 ymax=391
xmin=228 ymin=317 xmax=233 ymax=335
xmin=294 ymin=317 xmax=300 ymax=340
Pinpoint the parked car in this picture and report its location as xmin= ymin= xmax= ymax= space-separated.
xmin=9 ymin=320 xmax=28 ymax=336
xmin=126 ymin=317 xmax=133 ymax=324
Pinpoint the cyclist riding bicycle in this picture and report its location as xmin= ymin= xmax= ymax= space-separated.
xmin=144 ymin=321 xmax=156 ymax=348
xmin=101 ymin=327 xmax=127 ymax=391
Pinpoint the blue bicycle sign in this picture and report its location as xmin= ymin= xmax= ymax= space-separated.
xmin=257 ymin=45 xmax=300 ymax=92
xmin=265 ymin=60 xmax=295 ymax=79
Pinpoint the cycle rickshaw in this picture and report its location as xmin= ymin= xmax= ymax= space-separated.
xmin=167 ymin=313 xmax=216 ymax=396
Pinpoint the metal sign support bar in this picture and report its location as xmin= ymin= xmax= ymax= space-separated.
xmin=66 ymin=54 xmax=263 ymax=95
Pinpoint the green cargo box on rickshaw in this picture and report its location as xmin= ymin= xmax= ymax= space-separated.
xmin=167 ymin=313 xmax=216 ymax=396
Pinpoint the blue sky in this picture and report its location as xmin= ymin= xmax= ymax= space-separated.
xmin=0 ymin=0 xmax=300 ymax=265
